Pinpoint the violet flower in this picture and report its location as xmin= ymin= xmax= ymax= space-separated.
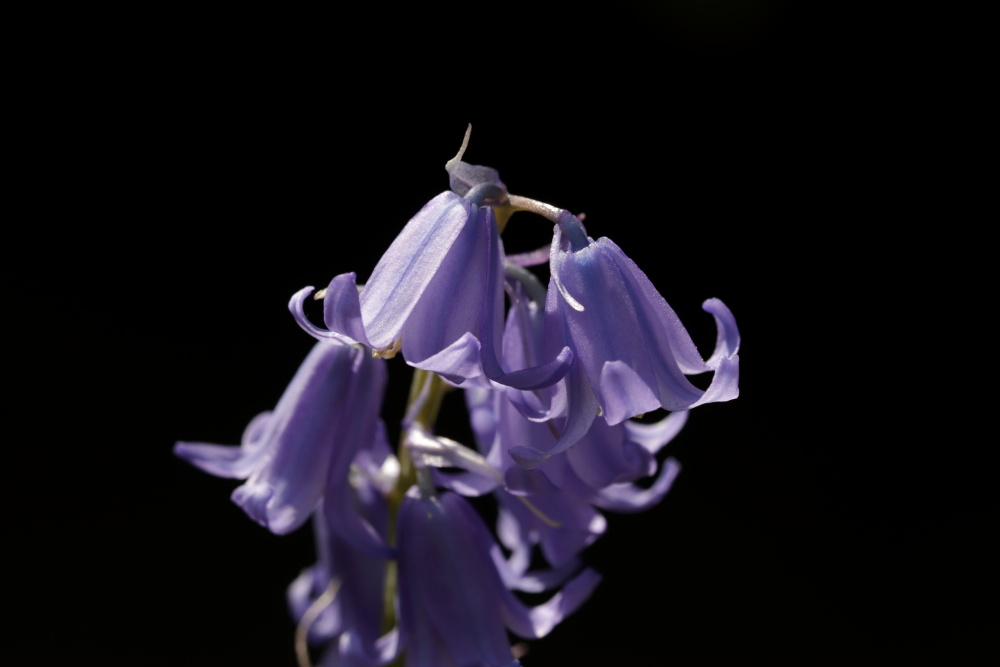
xmin=474 ymin=266 xmax=695 ymax=477
xmin=289 ymin=481 xmax=399 ymax=667
xmin=290 ymin=133 xmax=571 ymax=388
xmin=462 ymin=378 xmax=685 ymax=567
xmin=290 ymin=192 xmax=501 ymax=384
xmin=396 ymin=488 xmax=601 ymax=667
xmin=288 ymin=509 xmax=388 ymax=661
xmin=538 ymin=209 xmax=740 ymax=441
xmin=174 ymin=341 xmax=389 ymax=546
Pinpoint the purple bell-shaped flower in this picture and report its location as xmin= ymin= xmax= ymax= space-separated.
xmin=396 ymin=488 xmax=601 ymax=667
xmin=290 ymin=191 xmax=503 ymax=384
xmin=547 ymin=210 xmax=740 ymax=426
xmin=290 ymin=130 xmax=572 ymax=389
xmin=174 ymin=342 xmax=389 ymax=543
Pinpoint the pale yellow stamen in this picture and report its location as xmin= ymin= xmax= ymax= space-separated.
xmin=372 ymin=339 xmax=402 ymax=359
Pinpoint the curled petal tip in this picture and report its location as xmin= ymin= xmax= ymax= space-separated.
xmin=485 ymin=346 xmax=574 ymax=391
xmin=702 ymin=297 xmax=741 ymax=359
xmin=289 ymin=278 xmax=365 ymax=346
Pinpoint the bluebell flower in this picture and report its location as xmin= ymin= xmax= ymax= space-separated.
xmin=471 ymin=266 xmax=696 ymax=475
xmin=289 ymin=512 xmax=390 ymax=665
xmin=174 ymin=341 xmax=389 ymax=548
xmin=289 ymin=463 xmax=400 ymax=667
xmin=290 ymin=138 xmax=571 ymax=389
xmin=290 ymin=192 xmax=501 ymax=384
xmin=462 ymin=376 xmax=685 ymax=567
xmin=396 ymin=488 xmax=601 ymax=667
xmin=546 ymin=210 xmax=740 ymax=426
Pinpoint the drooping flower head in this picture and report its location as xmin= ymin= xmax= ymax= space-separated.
xmin=290 ymin=192 xmax=499 ymax=384
xmin=290 ymin=128 xmax=572 ymax=389
xmin=289 ymin=460 xmax=399 ymax=667
xmin=464 ymin=372 xmax=686 ymax=568
xmin=537 ymin=210 xmax=740 ymax=444
xmin=396 ymin=488 xmax=601 ymax=667
xmin=174 ymin=341 xmax=389 ymax=549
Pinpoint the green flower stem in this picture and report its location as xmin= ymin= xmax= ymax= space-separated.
xmin=381 ymin=368 xmax=451 ymax=647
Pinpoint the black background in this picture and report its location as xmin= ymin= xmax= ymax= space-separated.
xmin=21 ymin=2 xmax=992 ymax=665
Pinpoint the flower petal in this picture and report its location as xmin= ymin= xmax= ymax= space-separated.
xmin=607 ymin=234 xmax=739 ymax=375
xmin=565 ymin=416 xmax=655 ymax=488
xmin=206 ymin=343 xmax=389 ymax=536
xmin=359 ymin=192 xmax=474 ymax=350
xmin=173 ymin=412 xmax=272 ymax=478
xmin=323 ymin=273 xmax=372 ymax=346
xmin=598 ymin=360 xmax=663 ymax=426
xmin=550 ymin=221 xmax=741 ymax=421
xmin=623 ymin=410 xmax=688 ymax=455
xmin=500 ymin=567 xmax=602 ymax=640
xmin=397 ymin=490 xmax=521 ymax=666
xmin=406 ymin=331 xmax=482 ymax=384
xmin=480 ymin=212 xmax=573 ymax=390
xmin=289 ymin=283 xmax=365 ymax=346
xmin=508 ymin=361 xmax=598 ymax=468
xmin=702 ymin=297 xmax=741 ymax=368
xmin=323 ymin=481 xmax=395 ymax=558
xmin=593 ymin=457 xmax=682 ymax=513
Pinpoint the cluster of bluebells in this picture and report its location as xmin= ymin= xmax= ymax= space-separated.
xmin=176 ymin=128 xmax=740 ymax=667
